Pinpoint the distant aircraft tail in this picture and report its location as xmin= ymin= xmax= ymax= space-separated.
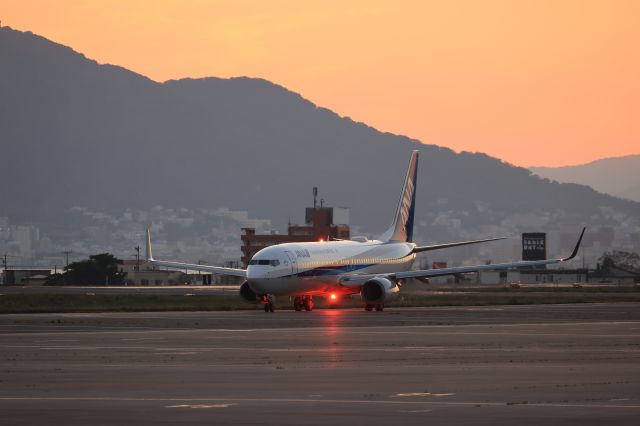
xmin=379 ymin=150 xmax=419 ymax=243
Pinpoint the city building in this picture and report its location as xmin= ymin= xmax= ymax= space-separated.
xmin=2 ymin=268 xmax=53 ymax=286
xmin=590 ymin=265 xmax=640 ymax=285
xmin=119 ymin=260 xmax=213 ymax=286
xmin=476 ymin=269 xmax=589 ymax=285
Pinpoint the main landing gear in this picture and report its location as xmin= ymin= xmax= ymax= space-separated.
xmin=293 ymin=296 xmax=313 ymax=312
xmin=364 ymin=304 xmax=384 ymax=312
xmin=263 ymin=295 xmax=275 ymax=313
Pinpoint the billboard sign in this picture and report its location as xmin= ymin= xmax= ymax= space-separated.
xmin=522 ymin=233 xmax=546 ymax=261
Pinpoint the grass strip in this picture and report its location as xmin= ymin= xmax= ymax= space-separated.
xmin=1 ymin=291 xmax=639 ymax=314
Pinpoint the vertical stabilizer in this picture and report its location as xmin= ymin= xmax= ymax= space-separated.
xmin=146 ymin=228 xmax=154 ymax=261
xmin=379 ymin=150 xmax=419 ymax=242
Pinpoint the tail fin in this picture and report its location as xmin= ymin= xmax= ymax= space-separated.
xmin=379 ymin=150 xmax=419 ymax=242
xmin=146 ymin=228 xmax=154 ymax=261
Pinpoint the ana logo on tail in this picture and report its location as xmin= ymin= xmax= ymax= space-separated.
xmin=399 ymin=174 xmax=415 ymax=238
xmin=380 ymin=150 xmax=419 ymax=243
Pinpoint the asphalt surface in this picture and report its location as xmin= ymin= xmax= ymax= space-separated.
xmin=2 ymin=283 xmax=632 ymax=297
xmin=1 ymin=303 xmax=639 ymax=425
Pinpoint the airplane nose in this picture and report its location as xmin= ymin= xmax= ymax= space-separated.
xmin=246 ymin=266 xmax=256 ymax=280
xmin=247 ymin=266 xmax=267 ymax=281
xmin=246 ymin=267 xmax=270 ymax=294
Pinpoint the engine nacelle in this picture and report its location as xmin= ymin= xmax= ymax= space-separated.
xmin=239 ymin=281 xmax=260 ymax=303
xmin=361 ymin=277 xmax=400 ymax=305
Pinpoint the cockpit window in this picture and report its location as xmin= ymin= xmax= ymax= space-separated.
xmin=249 ymin=259 xmax=280 ymax=266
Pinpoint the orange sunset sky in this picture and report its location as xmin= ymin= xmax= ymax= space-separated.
xmin=2 ymin=0 xmax=638 ymax=167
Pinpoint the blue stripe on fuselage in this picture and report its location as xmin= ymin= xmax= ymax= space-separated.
xmin=296 ymin=263 xmax=374 ymax=277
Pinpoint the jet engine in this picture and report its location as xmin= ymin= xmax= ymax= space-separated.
xmin=361 ymin=277 xmax=400 ymax=305
xmin=239 ymin=281 xmax=260 ymax=303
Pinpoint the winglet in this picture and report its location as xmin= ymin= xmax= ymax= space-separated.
xmin=562 ymin=227 xmax=586 ymax=261
xmin=146 ymin=228 xmax=154 ymax=261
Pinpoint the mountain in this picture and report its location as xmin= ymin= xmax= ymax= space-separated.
xmin=530 ymin=155 xmax=640 ymax=202
xmin=1 ymin=26 xmax=639 ymax=249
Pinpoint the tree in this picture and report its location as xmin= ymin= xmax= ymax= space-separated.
xmin=63 ymin=253 xmax=125 ymax=285
xmin=598 ymin=250 xmax=640 ymax=272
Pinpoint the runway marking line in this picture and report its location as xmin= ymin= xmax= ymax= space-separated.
xmin=155 ymin=352 xmax=199 ymax=356
xmin=166 ymin=403 xmax=236 ymax=409
xmin=393 ymin=393 xmax=455 ymax=397
xmin=121 ymin=337 xmax=164 ymax=341
xmin=1 ymin=397 xmax=639 ymax=410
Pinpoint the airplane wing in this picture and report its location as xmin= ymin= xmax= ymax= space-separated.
xmin=341 ymin=227 xmax=585 ymax=287
xmin=145 ymin=229 xmax=247 ymax=278
xmin=150 ymin=259 xmax=247 ymax=277
xmin=413 ymin=236 xmax=505 ymax=253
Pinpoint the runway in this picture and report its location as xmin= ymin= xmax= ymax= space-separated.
xmin=1 ymin=303 xmax=639 ymax=425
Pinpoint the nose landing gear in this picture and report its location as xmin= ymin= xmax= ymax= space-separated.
xmin=304 ymin=296 xmax=314 ymax=311
xmin=262 ymin=295 xmax=275 ymax=313
xmin=293 ymin=296 xmax=313 ymax=312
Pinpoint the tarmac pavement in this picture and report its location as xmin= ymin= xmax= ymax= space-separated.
xmin=1 ymin=303 xmax=639 ymax=425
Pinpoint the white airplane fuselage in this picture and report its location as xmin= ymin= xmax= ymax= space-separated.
xmin=247 ymin=240 xmax=416 ymax=296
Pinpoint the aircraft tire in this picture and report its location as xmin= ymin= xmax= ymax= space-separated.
xmin=304 ymin=296 xmax=313 ymax=311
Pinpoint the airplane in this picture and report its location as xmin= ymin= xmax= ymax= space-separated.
xmin=146 ymin=150 xmax=585 ymax=312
